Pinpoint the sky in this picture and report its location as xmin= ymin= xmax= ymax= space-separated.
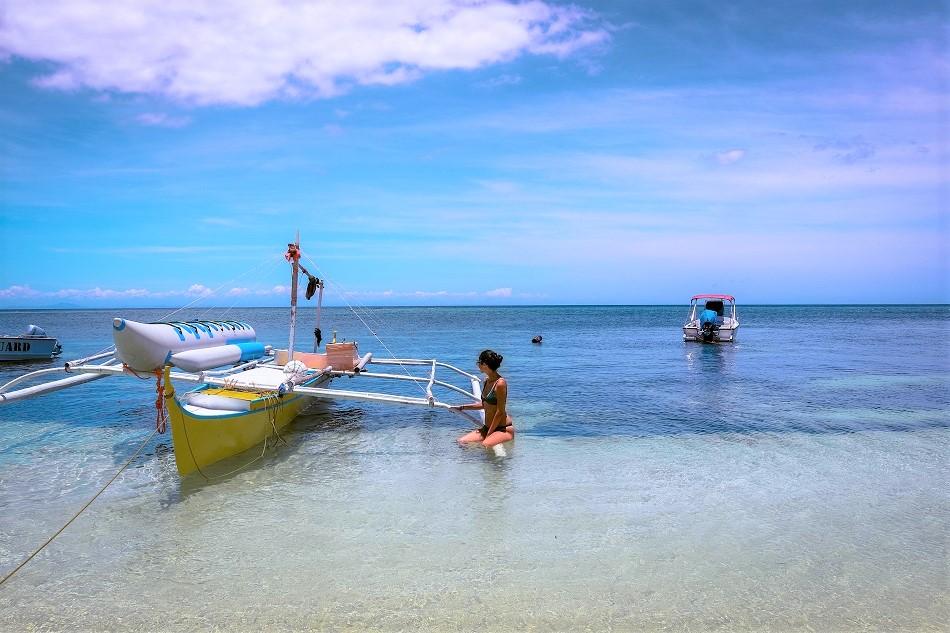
xmin=0 ymin=0 xmax=947 ymax=308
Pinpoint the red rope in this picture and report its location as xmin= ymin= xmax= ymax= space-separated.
xmin=122 ymin=364 xmax=151 ymax=380
xmin=154 ymin=369 xmax=167 ymax=434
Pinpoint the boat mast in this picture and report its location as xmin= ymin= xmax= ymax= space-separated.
xmin=286 ymin=233 xmax=300 ymax=361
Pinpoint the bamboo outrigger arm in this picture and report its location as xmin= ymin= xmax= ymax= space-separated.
xmin=0 ymin=370 xmax=113 ymax=404
xmin=0 ymin=355 xmax=484 ymax=425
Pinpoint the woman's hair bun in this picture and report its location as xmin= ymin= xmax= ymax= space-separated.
xmin=478 ymin=349 xmax=503 ymax=370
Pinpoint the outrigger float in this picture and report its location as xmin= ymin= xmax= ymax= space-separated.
xmin=0 ymin=239 xmax=484 ymax=477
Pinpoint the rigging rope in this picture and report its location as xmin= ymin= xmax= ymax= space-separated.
xmin=198 ymin=255 xmax=286 ymax=321
xmin=159 ymin=253 xmax=285 ymax=323
xmin=299 ymin=251 xmax=432 ymax=400
xmin=58 ymin=253 xmax=284 ymax=367
xmin=0 ymin=428 xmax=158 ymax=588
xmin=179 ymin=388 xmax=289 ymax=482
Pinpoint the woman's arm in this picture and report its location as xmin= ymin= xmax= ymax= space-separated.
xmin=454 ymin=402 xmax=484 ymax=411
xmin=486 ymin=379 xmax=507 ymax=434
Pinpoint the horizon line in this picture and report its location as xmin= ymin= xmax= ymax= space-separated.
xmin=1 ymin=302 xmax=948 ymax=311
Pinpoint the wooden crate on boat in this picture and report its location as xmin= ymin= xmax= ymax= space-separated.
xmin=276 ymin=349 xmax=331 ymax=369
xmin=326 ymin=342 xmax=358 ymax=371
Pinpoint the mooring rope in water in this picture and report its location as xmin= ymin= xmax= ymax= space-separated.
xmin=179 ymin=390 xmax=287 ymax=483
xmin=0 ymin=428 xmax=159 ymax=588
xmin=265 ymin=391 xmax=288 ymax=446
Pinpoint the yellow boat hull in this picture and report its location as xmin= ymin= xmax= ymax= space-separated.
xmin=166 ymin=378 xmax=327 ymax=477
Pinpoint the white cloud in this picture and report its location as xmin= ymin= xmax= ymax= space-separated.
xmin=186 ymin=284 xmax=213 ymax=297
xmin=253 ymin=286 xmax=287 ymax=296
xmin=135 ymin=112 xmax=191 ymax=127
xmin=715 ymin=148 xmax=745 ymax=165
xmin=479 ymin=73 xmax=522 ymax=88
xmin=413 ymin=290 xmax=450 ymax=297
xmin=560 ymin=141 xmax=946 ymax=201
xmin=91 ymin=287 xmax=150 ymax=298
xmin=6 ymin=286 xmax=162 ymax=299
xmin=476 ymin=179 xmax=520 ymax=194
xmin=0 ymin=284 xmax=40 ymax=298
xmin=484 ymin=287 xmax=512 ymax=297
xmin=0 ymin=283 xmax=294 ymax=301
xmin=0 ymin=0 xmax=608 ymax=106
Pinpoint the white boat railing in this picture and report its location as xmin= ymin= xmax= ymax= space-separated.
xmin=329 ymin=369 xmax=475 ymax=400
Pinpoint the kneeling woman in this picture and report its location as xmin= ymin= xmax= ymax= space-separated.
xmin=456 ymin=349 xmax=514 ymax=447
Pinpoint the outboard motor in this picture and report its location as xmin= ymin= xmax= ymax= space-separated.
xmin=24 ymin=325 xmax=48 ymax=337
xmin=699 ymin=308 xmax=719 ymax=342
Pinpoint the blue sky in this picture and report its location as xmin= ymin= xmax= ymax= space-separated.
xmin=0 ymin=0 xmax=946 ymax=307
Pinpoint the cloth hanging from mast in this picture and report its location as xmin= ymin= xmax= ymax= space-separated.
xmin=298 ymin=263 xmax=320 ymax=300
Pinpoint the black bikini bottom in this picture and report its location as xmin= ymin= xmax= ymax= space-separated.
xmin=480 ymin=424 xmax=513 ymax=437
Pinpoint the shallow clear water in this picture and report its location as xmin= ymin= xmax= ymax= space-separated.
xmin=0 ymin=306 xmax=947 ymax=631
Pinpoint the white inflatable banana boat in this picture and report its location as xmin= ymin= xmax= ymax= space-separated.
xmin=112 ymin=318 xmax=267 ymax=373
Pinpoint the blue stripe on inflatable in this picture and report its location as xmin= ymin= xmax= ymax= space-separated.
xmin=113 ymin=319 xmax=126 ymax=331
xmin=234 ymin=342 xmax=266 ymax=362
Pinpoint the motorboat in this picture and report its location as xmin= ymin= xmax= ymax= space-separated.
xmin=0 ymin=325 xmax=62 ymax=360
xmin=682 ymin=294 xmax=739 ymax=343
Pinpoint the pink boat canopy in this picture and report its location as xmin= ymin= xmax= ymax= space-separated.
xmin=691 ymin=294 xmax=735 ymax=301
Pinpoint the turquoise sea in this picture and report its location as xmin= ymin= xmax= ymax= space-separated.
xmin=0 ymin=306 xmax=947 ymax=631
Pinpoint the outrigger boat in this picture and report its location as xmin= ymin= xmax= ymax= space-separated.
xmin=0 ymin=239 xmax=484 ymax=477
xmin=682 ymin=294 xmax=740 ymax=343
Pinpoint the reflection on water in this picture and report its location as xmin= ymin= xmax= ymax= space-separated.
xmin=684 ymin=340 xmax=737 ymax=374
